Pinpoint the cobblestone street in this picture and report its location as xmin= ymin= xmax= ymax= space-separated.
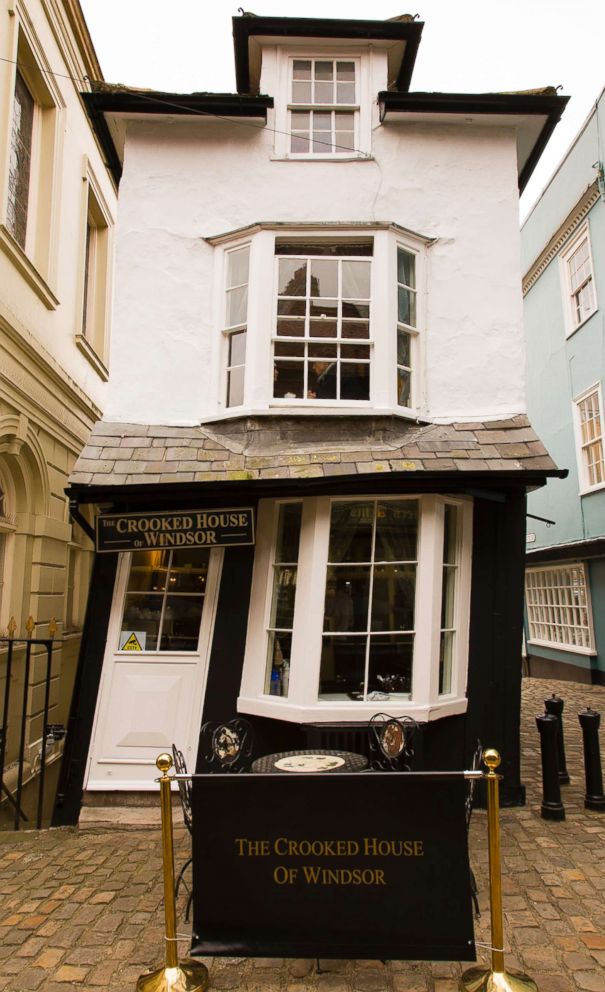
xmin=1 ymin=677 xmax=604 ymax=992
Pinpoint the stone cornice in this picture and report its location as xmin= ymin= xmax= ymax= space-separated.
xmin=522 ymin=182 xmax=600 ymax=295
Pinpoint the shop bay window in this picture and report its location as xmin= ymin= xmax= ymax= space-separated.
xmin=241 ymin=494 xmax=472 ymax=723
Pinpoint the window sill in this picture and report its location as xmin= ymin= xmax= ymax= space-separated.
xmin=208 ymin=404 xmax=419 ymax=422
xmin=75 ymin=334 xmax=109 ymax=381
xmin=565 ymin=307 xmax=598 ymax=339
xmin=0 ymin=225 xmax=59 ymax=311
xmin=579 ymin=482 xmax=605 ymax=497
xmin=528 ymin=639 xmax=596 ymax=656
xmin=270 ymin=154 xmax=374 ymax=163
xmin=237 ymin=694 xmax=468 ymax=724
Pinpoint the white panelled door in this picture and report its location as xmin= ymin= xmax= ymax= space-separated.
xmin=86 ymin=547 xmax=223 ymax=790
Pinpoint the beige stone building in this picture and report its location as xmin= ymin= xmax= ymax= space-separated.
xmin=0 ymin=0 xmax=116 ymax=820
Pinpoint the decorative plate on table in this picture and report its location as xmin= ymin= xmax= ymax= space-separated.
xmin=274 ymin=754 xmax=346 ymax=772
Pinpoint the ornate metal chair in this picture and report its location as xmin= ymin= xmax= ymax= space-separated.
xmin=368 ymin=713 xmax=418 ymax=771
xmin=198 ymin=717 xmax=254 ymax=773
xmin=171 ymin=744 xmax=194 ymax=920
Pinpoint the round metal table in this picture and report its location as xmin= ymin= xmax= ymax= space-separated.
xmin=251 ymin=748 xmax=368 ymax=774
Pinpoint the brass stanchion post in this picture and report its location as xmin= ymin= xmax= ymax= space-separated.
xmin=136 ymin=754 xmax=209 ymax=992
xmin=460 ymin=749 xmax=537 ymax=992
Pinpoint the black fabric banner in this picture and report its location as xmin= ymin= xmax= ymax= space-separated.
xmin=190 ymin=772 xmax=476 ymax=960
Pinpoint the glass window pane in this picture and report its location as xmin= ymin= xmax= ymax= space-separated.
xmin=160 ymin=596 xmax=204 ymax=652
xmin=310 ymin=298 xmax=338 ymax=319
xmin=371 ymin=564 xmax=416 ymax=632
xmin=324 ymin=567 xmax=371 ymax=632
xmin=279 ymin=258 xmax=307 ymax=296
xmin=315 ymin=61 xmax=334 ymax=80
xmin=342 ymin=260 xmax=370 ymax=299
xmin=397 ymin=329 xmax=411 ymax=367
xmin=398 ymin=287 xmax=416 ymax=327
xmin=275 ymin=503 xmax=302 ymax=563
xmin=227 ymin=366 xmax=245 ymax=407
xmin=342 ymin=320 xmax=369 ymax=339
xmin=337 ymin=62 xmax=355 ymax=81
xmin=439 ymin=631 xmax=454 ymax=695
xmin=328 ymin=501 xmax=373 ymax=562
xmin=291 ymin=110 xmax=310 ymax=129
xmin=292 ymin=81 xmax=312 ymax=103
xmin=398 ymin=248 xmax=416 ymax=288
xmin=293 ymin=60 xmax=312 ymax=79
xmin=443 ymin=504 xmax=459 ymax=564
xmin=291 ymin=134 xmax=310 ymax=153
xmin=310 ymin=260 xmax=338 ymax=297
xmin=228 ymin=330 xmax=246 ymax=366
xmin=309 ymin=319 xmax=338 ymax=338
xmin=314 ymin=82 xmax=333 ymax=104
xmin=126 ymin=551 xmax=170 ymax=592
xmin=227 ymin=246 xmax=249 ymax=288
xmin=265 ymin=632 xmax=292 ymax=697
xmin=269 ymin=566 xmax=298 ymax=628
xmin=273 ymin=360 xmax=304 ymax=399
xmin=313 ymin=136 xmax=332 ymax=154
xmin=441 ymin=566 xmax=456 ymax=629
xmin=277 ymin=318 xmax=305 ymax=337
xmin=121 ymin=593 xmax=162 ymax=650
xmin=336 ymin=83 xmax=355 ymax=104
xmin=340 ymin=364 xmax=370 ymax=400
xmin=308 ymin=341 xmax=337 ymax=359
xmin=308 ymin=359 xmax=337 ymax=399
xmin=319 ymin=635 xmax=366 ymax=698
xmin=7 ymin=72 xmax=34 ymax=247
xmin=342 ymin=301 xmax=369 ymax=319
xmin=275 ymin=341 xmax=305 ymax=357
xmin=375 ymin=500 xmax=418 ymax=562
xmin=340 ymin=344 xmax=370 ymax=360
xmin=397 ymin=369 xmax=411 ymax=406
xmin=313 ymin=113 xmax=332 ymax=131
xmin=169 ymin=549 xmax=210 ymax=592
xmin=368 ymin=635 xmax=413 ymax=696
xmin=336 ymin=132 xmax=355 ymax=152
xmin=226 ymin=285 xmax=248 ymax=327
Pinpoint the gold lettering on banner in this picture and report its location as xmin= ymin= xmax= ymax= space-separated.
xmin=234 ymin=837 xmax=425 ymax=887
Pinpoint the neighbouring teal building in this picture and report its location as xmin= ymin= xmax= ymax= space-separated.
xmin=522 ymin=85 xmax=605 ymax=685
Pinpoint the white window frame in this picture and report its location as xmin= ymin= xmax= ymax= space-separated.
xmin=209 ymin=225 xmax=427 ymax=418
xmin=525 ymin=562 xmax=596 ymax=655
xmin=0 ymin=22 xmax=65 ymax=307
xmin=573 ymin=382 xmax=605 ymax=495
xmin=239 ymin=494 xmax=472 ymax=724
xmin=559 ymin=222 xmax=598 ymax=337
xmin=273 ymin=48 xmax=372 ymax=160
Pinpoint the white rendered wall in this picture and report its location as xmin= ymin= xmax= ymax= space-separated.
xmin=105 ymin=49 xmax=525 ymax=426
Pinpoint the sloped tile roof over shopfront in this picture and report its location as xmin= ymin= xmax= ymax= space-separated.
xmin=69 ymin=415 xmax=561 ymax=488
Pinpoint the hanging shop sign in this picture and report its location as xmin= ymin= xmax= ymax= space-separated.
xmin=96 ymin=507 xmax=255 ymax=553
xmin=190 ymin=772 xmax=475 ymax=960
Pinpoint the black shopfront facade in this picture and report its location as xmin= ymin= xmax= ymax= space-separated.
xmin=53 ymin=416 xmax=563 ymax=824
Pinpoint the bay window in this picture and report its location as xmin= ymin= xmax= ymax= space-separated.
xmin=240 ymin=494 xmax=472 ymax=723
xmin=213 ymin=223 xmax=428 ymax=416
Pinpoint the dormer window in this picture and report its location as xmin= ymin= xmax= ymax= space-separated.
xmin=289 ymin=59 xmax=357 ymax=155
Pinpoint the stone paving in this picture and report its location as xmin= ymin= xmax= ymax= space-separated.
xmin=0 ymin=676 xmax=604 ymax=992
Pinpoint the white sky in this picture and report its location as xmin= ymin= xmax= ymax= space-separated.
xmin=80 ymin=0 xmax=605 ymax=219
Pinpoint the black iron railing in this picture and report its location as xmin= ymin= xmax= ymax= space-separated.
xmin=0 ymin=617 xmax=65 ymax=830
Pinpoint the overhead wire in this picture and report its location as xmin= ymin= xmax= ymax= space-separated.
xmin=0 ymin=54 xmax=372 ymax=158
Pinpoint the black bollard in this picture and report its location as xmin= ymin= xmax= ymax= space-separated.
xmin=578 ymin=708 xmax=605 ymax=812
xmin=544 ymin=693 xmax=570 ymax=784
xmin=536 ymin=714 xmax=565 ymax=820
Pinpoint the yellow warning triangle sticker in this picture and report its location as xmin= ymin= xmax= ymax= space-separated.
xmin=122 ymin=632 xmax=143 ymax=651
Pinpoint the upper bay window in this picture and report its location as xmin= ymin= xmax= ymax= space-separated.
xmin=213 ymin=224 xmax=428 ymax=417
xmin=240 ymin=494 xmax=472 ymax=724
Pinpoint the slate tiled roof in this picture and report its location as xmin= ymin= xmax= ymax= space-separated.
xmin=69 ymin=415 xmax=559 ymax=488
